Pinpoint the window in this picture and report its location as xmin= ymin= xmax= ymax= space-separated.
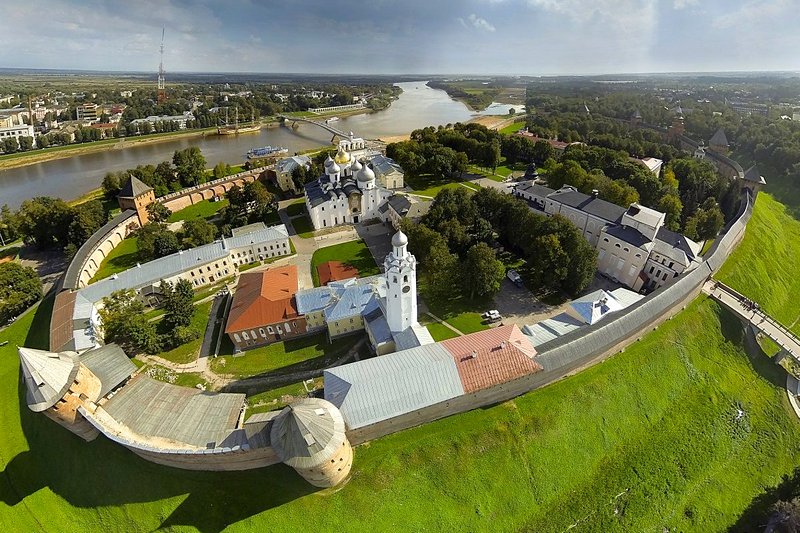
xmin=267 ymin=326 xmax=274 ymax=334
xmin=649 ymin=266 xmax=655 ymax=274
xmin=285 ymin=322 xmax=291 ymax=333
xmin=603 ymin=238 xmax=609 ymax=242
xmin=615 ymin=243 xmax=620 ymax=248
xmin=215 ymin=263 xmax=218 ymax=269
xmin=242 ymin=331 xmax=249 ymax=340
xmin=207 ymin=266 xmax=211 ymax=272
xmin=662 ymin=273 xmax=668 ymax=281
xmin=259 ymin=328 xmax=266 ymax=337
xmin=233 ymin=333 xmax=241 ymax=342
xmin=635 ymin=253 xmax=642 ymax=258
xmin=623 ymin=247 xmax=629 ymax=253
xmin=250 ymin=330 xmax=257 ymax=339
xmin=403 ymin=275 xmax=408 ymax=282
xmin=656 ymin=269 xmax=661 ymax=277
xmin=669 ymin=261 xmax=674 ymax=269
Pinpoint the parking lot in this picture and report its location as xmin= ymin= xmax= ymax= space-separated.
xmin=487 ymin=274 xmax=626 ymax=329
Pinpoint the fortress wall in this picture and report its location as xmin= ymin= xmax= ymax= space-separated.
xmin=159 ymin=168 xmax=266 ymax=213
xmin=347 ymin=190 xmax=754 ymax=446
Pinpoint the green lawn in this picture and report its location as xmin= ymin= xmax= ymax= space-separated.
xmin=152 ymin=301 xmax=213 ymax=364
xmin=210 ymin=332 xmax=357 ymax=378
xmin=423 ymin=321 xmax=460 ymax=341
xmin=405 ymin=172 xmax=479 ymax=198
xmin=285 ymin=201 xmax=306 ymax=217
xmin=499 ymin=121 xmax=526 ymax=135
xmin=167 ymin=198 xmax=229 ymax=223
xmin=1 ymin=194 xmax=799 ymax=530
xmin=291 ymin=215 xmax=315 ymax=238
xmin=310 ymin=240 xmax=379 ymax=287
xmin=245 ymin=378 xmax=323 ymax=419
xmin=717 ymin=193 xmax=800 ymax=336
xmin=419 ymin=279 xmax=490 ymax=335
xmin=88 ymin=235 xmax=140 ymax=283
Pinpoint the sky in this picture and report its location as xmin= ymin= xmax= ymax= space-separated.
xmin=2 ymin=0 xmax=800 ymax=75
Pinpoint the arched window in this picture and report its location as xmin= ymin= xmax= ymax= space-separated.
xmin=403 ymin=275 xmax=408 ymax=282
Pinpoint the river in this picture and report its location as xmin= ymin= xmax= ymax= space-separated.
xmin=0 ymin=81 xmax=524 ymax=209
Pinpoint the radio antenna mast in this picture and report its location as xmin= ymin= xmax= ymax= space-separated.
xmin=157 ymin=27 xmax=166 ymax=103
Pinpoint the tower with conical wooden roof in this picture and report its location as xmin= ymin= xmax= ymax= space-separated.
xmin=118 ymin=175 xmax=156 ymax=226
xmin=269 ymin=398 xmax=352 ymax=487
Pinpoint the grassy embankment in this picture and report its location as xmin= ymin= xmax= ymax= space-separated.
xmin=0 ymin=193 xmax=798 ymax=531
xmin=0 ymin=127 xmax=220 ymax=171
xmin=309 ymin=240 xmax=380 ymax=287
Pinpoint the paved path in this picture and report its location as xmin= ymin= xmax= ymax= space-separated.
xmin=704 ymin=280 xmax=800 ymax=362
xmin=199 ymin=294 xmax=225 ymax=358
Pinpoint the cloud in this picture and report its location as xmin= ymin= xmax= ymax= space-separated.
xmin=672 ymin=0 xmax=698 ymax=8
xmin=459 ymin=13 xmax=496 ymax=32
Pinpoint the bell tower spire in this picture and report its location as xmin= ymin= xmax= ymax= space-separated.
xmin=384 ymin=230 xmax=417 ymax=333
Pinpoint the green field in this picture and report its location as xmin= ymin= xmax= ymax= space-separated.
xmin=717 ymin=193 xmax=800 ymax=336
xmin=285 ymin=201 xmax=306 ymax=217
xmin=88 ymin=235 xmax=140 ymax=283
xmin=245 ymin=378 xmax=324 ymax=419
xmin=406 ymin=173 xmax=480 ymax=198
xmin=423 ymin=321 xmax=460 ymax=341
xmin=0 ymin=193 xmax=798 ymax=531
xmin=153 ymin=301 xmax=213 ymax=364
xmin=167 ymin=198 xmax=229 ymax=223
xmin=210 ymin=332 xmax=357 ymax=378
xmin=310 ymin=240 xmax=379 ymax=286
xmin=499 ymin=121 xmax=526 ymax=135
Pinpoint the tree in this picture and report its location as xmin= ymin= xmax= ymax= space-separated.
xmin=0 ymin=204 xmax=19 ymax=243
xmin=16 ymin=197 xmax=73 ymax=249
xmin=99 ymin=289 xmax=159 ymax=353
xmin=2 ymin=137 xmax=18 ymax=154
xmin=0 ymin=262 xmax=42 ymax=324
xmin=684 ymin=198 xmax=724 ymax=241
xmin=136 ymin=223 xmax=178 ymax=260
xmin=153 ymin=230 xmax=180 ymax=258
xmin=424 ymin=241 xmax=459 ymax=300
xmin=160 ymin=279 xmax=195 ymax=329
xmin=212 ymin=162 xmax=231 ymax=181
xmin=767 ymin=498 xmax=800 ymax=533
xmin=102 ymin=172 xmax=122 ymax=198
xmin=172 ymin=147 xmax=206 ymax=187
xmin=526 ymin=233 xmax=570 ymax=293
xmin=146 ymin=202 xmax=172 ymax=223
xmin=461 ymin=242 xmax=506 ymax=300
xmin=656 ymin=193 xmax=683 ymax=232
xmin=66 ymin=200 xmax=107 ymax=253
xmin=18 ymin=136 xmax=34 ymax=151
xmin=180 ymin=218 xmax=217 ymax=248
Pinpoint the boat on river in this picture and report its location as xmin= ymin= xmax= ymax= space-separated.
xmin=246 ymin=146 xmax=288 ymax=159
xmin=217 ymin=107 xmax=262 ymax=135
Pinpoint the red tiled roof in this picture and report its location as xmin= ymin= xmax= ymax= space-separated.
xmin=516 ymin=131 xmax=569 ymax=150
xmin=440 ymin=325 xmax=540 ymax=393
xmin=50 ymin=290 xmax=76 ymax=352
xmin=317 ymin=260 xmax=359 ymax=286
xmin=225 ymin=265 xmax=300 ymax=333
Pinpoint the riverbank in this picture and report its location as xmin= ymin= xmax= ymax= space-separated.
xmin=0 ymin=128 xmax=225 ymax=171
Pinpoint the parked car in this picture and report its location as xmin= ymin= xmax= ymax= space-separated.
xmin=506 ymin=269 xmax=524 ymax=287
xmin=482 ymin=310 xmax=502 ymax=322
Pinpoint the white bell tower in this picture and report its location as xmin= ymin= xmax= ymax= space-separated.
xmin=384 ymin=230 xmax=418 ymax=333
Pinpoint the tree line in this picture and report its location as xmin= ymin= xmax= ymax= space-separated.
xmin=402 ymin=187 xmax=597 ymax=302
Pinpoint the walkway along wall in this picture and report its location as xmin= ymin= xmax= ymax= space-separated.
xmin=346 ymin=190 xmax=754 ymax=445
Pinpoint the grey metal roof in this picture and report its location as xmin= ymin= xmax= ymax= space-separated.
xmin=276 ymin=155 xmax=310 ymax=174
xmin=387 ymin=194 xmax=412 ymax=215
xmin=744 ymin=165 xmax=766 ymax=184
xmin=118 ymin=176 xmax=153 ymax=198
xmin=75 ymin=344 xmax=136 ymax=398
xmin=393 ymin=323 xmax=434 ymax=351
xmin=269 ymin=398 xmax=347 ymax=469
xmin=604 ymin=224 xmax=651 ymax=248
xmin=368 ymin=154 xmax=403 ymax=177
xmin=63 ymin=210 xmax=137 ymax=290
xmin=516 ymin=181 xmax=554 ymax=198
xmin=102 ymin=375 xmax=245 ymax=448
xmin=223 ymin=224 xmax=288 ymax=248
xmin=522 ymin=313 xmax=583 ymax=347
xmin=654 ymin=226 xmax=699 ymax=265
xmin=549 ymin=189 xmax=626 ymax=223
xmin=324 ymin=285 xmax=376 ymax=322
xmin=295 ymin=287 xmax=333 ymax=314
xmin=324 ymin=343 xmax=464 ymax=429
xmin=709 ymin=127 xmax=729 ymax=147
xmin=18 ymin=347 xmax=79 ymax=412
xmin=363 ymin=298 xmax=394 ymax=344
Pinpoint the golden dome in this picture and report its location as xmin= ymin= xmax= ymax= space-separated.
xmin=334 ymin=146 xmax=350 ymax=165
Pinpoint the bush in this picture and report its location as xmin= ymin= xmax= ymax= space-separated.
xmin=0 ymin=263 xmax=42 ymax=324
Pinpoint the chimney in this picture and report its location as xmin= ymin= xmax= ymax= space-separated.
xmin=591 ymin=189 xmax=599 ymax=198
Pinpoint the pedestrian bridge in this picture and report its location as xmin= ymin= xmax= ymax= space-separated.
xmin=703 ymin=280 xmax=800 ymax=362
xmin=278 ymin=114 xmax=350 ymax=139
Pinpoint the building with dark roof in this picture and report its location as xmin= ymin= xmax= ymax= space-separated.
xmin=542 ymin=186 xmax=626 ymax=247
xmin=225 ymin=265 xmax=306 ymax=350
xmin=118 ymin=175 xmax=155 ymax=225
xmin=709 ymin=127 xmax=730 ymax=155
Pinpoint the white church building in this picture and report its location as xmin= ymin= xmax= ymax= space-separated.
xmin=303 ymin=143 xmax=394 ymax=230
xmin=295 ymin=230 xmax=434 ymax=355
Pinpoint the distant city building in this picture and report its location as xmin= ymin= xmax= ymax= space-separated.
xmin=0 ymin=124 xmax=36 ymax=148
xmin=76 ymin=103 xmax=99 ymax=123
xmin=129 ymin=112 xmax=195 ymax=130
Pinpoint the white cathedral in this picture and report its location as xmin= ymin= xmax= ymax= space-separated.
xmin=304 ymin=142 xmax=395 ymax=230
